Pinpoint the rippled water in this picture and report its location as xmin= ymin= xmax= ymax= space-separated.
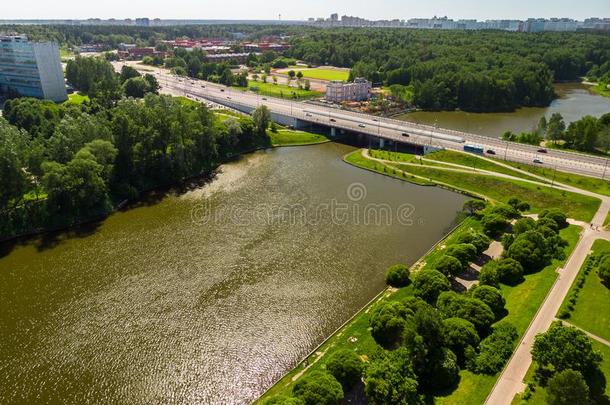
xmin=397 ymin=83 xmax=610 ymax=138
xmin=0 ymin=143 xmax=466 ymax=404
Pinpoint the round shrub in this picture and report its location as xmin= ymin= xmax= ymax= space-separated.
xmin=442 ymin=317 xmax=480 ymax=363
xmin=495 ymin=258 xmax=524 ymax=285
xmin=325 ymin=349 xmax=364 ymax=389
xmin=444 ymin=243 xmax=478 ymax=266
xmin=470 ymin=285 xmax=506 ymax=318
xmin=481 ymin=213 xmax=509 ymax=236
xmin=539 ymin=209 xmax=568 ymax=229
xmin=385 ymin=264 xmax=411 ymax=287
xmin=479 ymin=262 xmax=500 ymax=287
xmin=413 ymin=270 xmax=451 ymax=304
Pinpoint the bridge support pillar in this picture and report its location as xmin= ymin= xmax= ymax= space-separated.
xmin=379 ymin=138 xmax=385 ymax=149
xmin=330 ymin=127 xmax=336 ymax=137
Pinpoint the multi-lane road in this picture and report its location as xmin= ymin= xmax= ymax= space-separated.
xmin=125 ymin=63 xmax=610 ymax=179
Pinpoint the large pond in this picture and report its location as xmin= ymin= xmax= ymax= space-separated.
xmin=397 ymin=83 xmax=610 ymax=138
xmin=0 ymin=143 xmax=467 ymax=404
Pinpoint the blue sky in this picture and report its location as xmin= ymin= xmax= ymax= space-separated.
xmin=4 ymin=0 xmax=609 ymax=20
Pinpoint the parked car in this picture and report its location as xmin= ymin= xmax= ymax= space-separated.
xmin=486 ymin=149 xmax=496 ymax=155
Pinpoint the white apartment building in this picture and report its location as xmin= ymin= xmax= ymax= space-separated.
xmin=326 ymin=78 xmax=372 ymax=103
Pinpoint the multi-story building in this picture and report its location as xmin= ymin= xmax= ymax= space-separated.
xmin=326 ymin=78 xmax=372 ymax=103
xmin=0 ymin=34 xmax=67 ymax=102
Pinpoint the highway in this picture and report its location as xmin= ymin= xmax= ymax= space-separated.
xmin=128 ymin=63 xmax=610 ymax=179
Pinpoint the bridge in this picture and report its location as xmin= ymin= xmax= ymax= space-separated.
xmin=149 ymin=68 xmax=609 ymax=180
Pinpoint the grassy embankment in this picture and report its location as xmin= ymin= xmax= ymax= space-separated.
xmin=589 ymin=82 xmax=610 ymax=98
xmin=514 ymin=239 xmax=610 ymax=403
xmin=283 ymin=67 xmax=350 ymax=81
xmin=502 ymin=159 xmax=610 ymax=197
xmin=240 ymin=80 xmax=322 ymax=99
xmin=64 ymin=93 xmax=90 ymax=105
xmin=346 ymin=149 xmax=601 ymax=222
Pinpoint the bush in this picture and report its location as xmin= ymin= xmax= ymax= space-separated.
xmin=495 ymin=258 xmax=525 ymax=285
xmin=325 ymin=350 xmax=364 ymax=389
xmin=470 ymin=285 xmax=506 ymax=318
xmin=513 ymin=217 xmax=536 ymax=235
xmin=507 ymin=230 xmax=550 ymax=273
xmin=444 ymin=243 xmax=478 ymax=266
xmin=263 ymin=395 xmax=305 ymax=405
xmin=385 ymin=264 xmax=411 ymax=287
xmin=292 ymin=372 xmax=344 ymax=405
xmin=455 ymin=230 xmax=491 ymax=254
xmin=474 ymin=322 xmax=518 ymax=374
xmin=599 ymin=256 xmax=610 ymax=287
xmin=481 ymin=213 xmax=509 ymax=236
xmin=487 ymin=203 xmax=519 ymax=219
xmin=413 ymin=270 xmax=451 ymax=304
xmin=435 ymin=255 xmax=464 ymax=277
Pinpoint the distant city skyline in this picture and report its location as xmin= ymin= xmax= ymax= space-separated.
xmin=3 ymin=0 xmax=609 ymax=21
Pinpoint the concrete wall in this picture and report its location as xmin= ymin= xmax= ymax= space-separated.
xmin=33 ymin=42 xmax=67 ymax=102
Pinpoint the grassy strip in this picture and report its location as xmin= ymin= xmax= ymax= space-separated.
xmin=439 ymin=225 xmax=582 ymax=405
xmin=344 ymin=150 xmax=434 ymax=186
xmin=426 ymin=150 xmax=544 ymax=182
xmin=284 ymin=68 xmax=350 ymax=82
xmin=268 ymin=129 xmax=329 ymax=147
xmin=605 ymin=212 xmax=610 ymax=229
xmin=558 ymin=239 xmax=610 ymax=342
xmin=502 ymin=160 xmax=610 ymax=197
xmin=387 ymin=161 xmax=600 ymax=222
xmin=64 ymin=93 xmax=90 ymax=105
xmin=257 ymin=218 xmax=478 ymax=403
xmin=240 ymin=80 xmax=322 ymax=99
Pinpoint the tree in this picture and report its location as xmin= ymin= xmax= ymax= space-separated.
xmin=252 ymin=105 xmax=271 ymax=136
xmin=599 ymin=256 xmax=610 ymax=287
xmin=413 ymin=270 xmax=451 ymax=304
xmin=495 ymin=258 xmax=524 ymax=285
xmin=455 ymin=230 xmax=491 ymax=254
xmin=292 ymin=372 xmax=343 ymax=405
xmin=513 ymin=217 xmax=536 ymax=235
xmin=481 ymin=213 xmax=509 ymax=236
xmin=263 ymin=396 xmax=304 ymax=405
xmin=123 ymin=77 xmax=150 ymax=98
xmin=273 ymin=75 xmax=278 ymax=85
xmin=364 ymin=348 xmax=422 ymax=405
xmin=470 ymin=285 xmax=505 ymax=318
xmin=444 ymin=243 xmax=478 ymax=267
xmin=532 ymin=322 xmax=602 ymax=383
xmin=262 ymin=73 xmax=268 ymax=83
xmin=143 ymin=74 xmax=160 ymax=94
xmin=546 ymin=113 xmax=566 ymax=142
xmin=437 ymin=291 xmax=495 ymax=334
xmin=385 ymin=264 xmax=411 ymax=287
xmin=325 ymin=349 xmax=364 ymax=389
xmin=369 ymin=301 xmax=411 ymax=347
xmin=0 ymin=119 xmax=29 ymax=208
xmin=296 ymin=71 xmax=304 ymax=80
xmin=507 ymin=230 xmax=549 ymax=273
xmin=479 ymin=262 xmax=500 ymax=287
xmin=435 ymin=255 xmax=464 ymax=277
xmin=119 ymin=65 xmax=141 ymax=83
xmin=304 ymin=80 xmax=311 ymax=91
xmin=443 ymin=317 xmax=480 ymax=364
xmin=473 ymin=322 xmax=518 ymax=374
xmin=288 ymin=70 xmax=296 ymax=79
xmin=539 ymin=209 xmax=568 ymax=230
xmin=546 ymin=369 xmax=590 ymax=405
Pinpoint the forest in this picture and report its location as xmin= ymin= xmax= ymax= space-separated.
xmin=0 ymin=57 xmax=272 ymax=240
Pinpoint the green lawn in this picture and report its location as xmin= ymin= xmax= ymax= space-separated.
xmin=242 ymin=80 xmax=322 ymax=99
xmin=284 ymin=68 xmax=350 ymax=82
xmin=388 ymin=161 xmax=600 ymax=222
xmin=605 ymin=212 xmax=610 ymax=229
xmin=559 ymin=239 xmax=610 ymax=342
xmin=593 ymin=340 xmax=610 ymax=397
xmin=344 ymin=150 xmax=433 ymax=186
xmin=502 ymin=160 xmax=610 ymax=197
xmin=268 ymin=129 xmax=329 ymax=146
xmin=427 ymin=150 xmax=544 ymax=182
xmin=64 ymin=93 xmax=90 ymax=105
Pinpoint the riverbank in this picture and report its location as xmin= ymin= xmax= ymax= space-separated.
xmin=0 ymin=125 xmax=330 ymax=243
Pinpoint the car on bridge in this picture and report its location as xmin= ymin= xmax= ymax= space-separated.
xmin=537 ymin=148 xmax=548 ymax=153
xmin=358 ymin=124 xmax=366 ymax=128
xmin=401 ymin=133 xmax=410 ymax=137
xmin=533 ymin=158 xmax=543 ymax=164
xmin=486 ymin=149 xmax=496 ymax=155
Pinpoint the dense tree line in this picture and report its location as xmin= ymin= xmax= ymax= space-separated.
xmin=0 ymin=90 xmax=272 ymax=239
xmin=286 ymin=29 xmax=610 ymax=112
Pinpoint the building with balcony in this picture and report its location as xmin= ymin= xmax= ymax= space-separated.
xmin=326 ymin=78 xmax=372 ymax=103
xmin=0 ymin=34 xmax=67 ymax=102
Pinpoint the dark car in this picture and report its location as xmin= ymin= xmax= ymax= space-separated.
xmin=220 ymin=89 xmax=225 ymax=92
xmin=401 ymin=133 xmax=410 ymax=137
xmin=533 ymin=158 xmax=543 ymax=164
xmin=486 ymin=149 xmax=496 ymax=155
xmin=537 ymin=148 xmax=548 ymax=153
xmin=330 ymin=118 xmax=336 ymax=122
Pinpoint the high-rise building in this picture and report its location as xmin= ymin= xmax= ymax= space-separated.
xmin=0 ymin=34 xmax=67 ymax=102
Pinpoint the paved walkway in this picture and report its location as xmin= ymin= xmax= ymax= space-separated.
xmin=557 ymin=319 xmax=610 ymax=348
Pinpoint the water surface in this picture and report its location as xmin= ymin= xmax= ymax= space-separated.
xmin=0 ymin=143 xmax=466 ymax=404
